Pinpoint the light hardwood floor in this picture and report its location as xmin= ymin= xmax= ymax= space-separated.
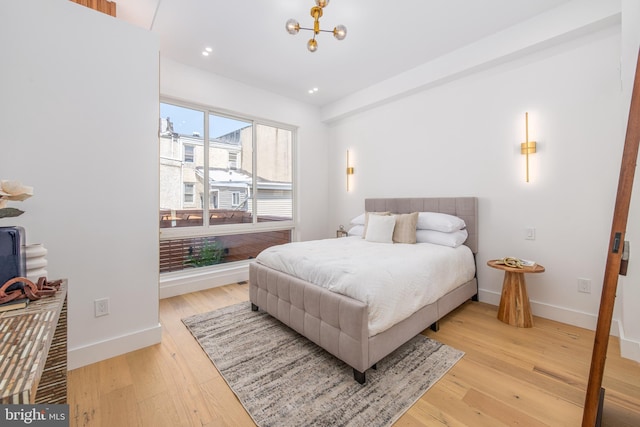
xmin=68 ymin=283 xmax=640 ymax=426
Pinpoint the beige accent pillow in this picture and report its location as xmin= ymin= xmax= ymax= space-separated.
xmin=393 ymin=212 xmax=419 ymax=244
xmin=362 ymin=211 xmax=390 ymax=238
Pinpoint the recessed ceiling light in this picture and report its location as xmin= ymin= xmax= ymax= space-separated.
xmin=308 ymin=87 xmax=319 ymax=94
xmin=202 ymin=51 xmax=209 ymax=56
xmin=202 ymin=47 xmax=213 ymax=56
xmin=205 ymin=47 xmax=212 ymax=52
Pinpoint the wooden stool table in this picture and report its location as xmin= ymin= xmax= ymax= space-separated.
xmin=487 ymin=260 xmax=545 ymax=328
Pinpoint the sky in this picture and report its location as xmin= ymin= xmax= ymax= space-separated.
xmin=160 ymin=102 xmax=249 ymax=138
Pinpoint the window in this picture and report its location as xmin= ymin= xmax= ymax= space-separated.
xmin=231 ymin=191 xmax=240 ymax=207
xmin=229 ymin=151 xmax=238 ymax=169
xmin=184 ymin=183 xmax=194 ymax=204
xmin=184 ymin=145 xmax=194 ymax=163
xmin=255 ymin=124 xmax=293 ymax=221
xmin=159 ymin=101 xmax=295 ymax=272
xmin=210 ymin=190 xmax=219 ymax=209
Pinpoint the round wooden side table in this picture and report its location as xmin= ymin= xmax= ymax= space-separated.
xmin=487 ymin=260 xmax=545 ymax=328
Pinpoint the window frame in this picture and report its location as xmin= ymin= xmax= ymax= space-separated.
xmin=159 ymin=97 xmax=297 ymax=241
xmin=228 ymin=151 xmax=239 ymax=170
xmin=183 ymin=183 xmax=195 ymax=204
xmin=210 ymin=189 xmax=219 ymax=209
xmin=231 ymin=191 xmax=241 ymax=207
xmin=184 ymin=144 xmax=195 ymax=163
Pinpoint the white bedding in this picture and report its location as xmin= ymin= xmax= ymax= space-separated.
xmin=255 ymin=236 xmax=476 ymax=336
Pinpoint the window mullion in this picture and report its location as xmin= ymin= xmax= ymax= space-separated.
xmin=251 ymin=120 xmax=258 ymax=224
xmin=203 ymin=112 xmax=210 ymax=227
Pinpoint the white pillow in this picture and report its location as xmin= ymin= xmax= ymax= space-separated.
xmin=348 ymin=225 xmax=365 ymax=237
xmin=416 ymin=229 xmax=468 ymax=248
xmin=350 ymin=213 xmax=366 ymax=225
xmin=364 ymin=214 xmax=396 ymax=243
xmin=417 ymin=212 xmax=466 ymax=232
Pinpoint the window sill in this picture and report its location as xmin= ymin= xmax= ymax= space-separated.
xmin=159 ymin=221 xmax=295 ymax=240
xmin=159 ymin=260 xmax=252 ymax=299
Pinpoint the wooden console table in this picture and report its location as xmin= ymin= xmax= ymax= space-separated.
xmin=0 ymin=280 xmax=67 ymax=404
xmin=487 ymin=261 xmax=544 ymax=328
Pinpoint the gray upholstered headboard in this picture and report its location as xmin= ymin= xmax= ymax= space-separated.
xmin=364 ymin=197 xmax=478 ymax=254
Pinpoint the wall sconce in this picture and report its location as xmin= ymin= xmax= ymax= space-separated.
xmin=521 ymin=112 xmax=537 ymax=182
xmin=346 ymin=150 xmax=354 ymax=191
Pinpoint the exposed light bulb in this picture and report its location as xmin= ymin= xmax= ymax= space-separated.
xmin=333 ymin=25 xmax=347 ymax=40
xmin=307 ymin=39 xmax=318 ymax=52
xmin=285 ymin=19 xmax=300 ymax=35
xmin=315 ymin=0 xmax=330 ymax=7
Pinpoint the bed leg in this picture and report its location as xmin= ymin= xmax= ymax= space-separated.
xmin=430 ymin=321 xmax=440 ymax=332
xmin=251 ymin=303 xmax=259 ymax=311
xmin=372 ymin=364 xmax=377 ymax=370
xmin=471 ymin=294 xmax=479 ymax=302
xmin=353 ymin=369 xmax=366 ymax=384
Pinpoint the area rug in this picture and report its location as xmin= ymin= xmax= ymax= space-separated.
xmin=182 ymin=302 xmax=464 ymax=427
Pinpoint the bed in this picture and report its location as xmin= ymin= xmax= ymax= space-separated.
xmin=249 ymin=197 xmax=478 ymax=384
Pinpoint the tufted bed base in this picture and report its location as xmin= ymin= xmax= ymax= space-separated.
xmin=249 ymin=197 xmax=478 ymax=384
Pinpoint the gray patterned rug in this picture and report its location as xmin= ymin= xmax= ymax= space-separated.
xmin=182 ymin=301 xmax=464 ymax=427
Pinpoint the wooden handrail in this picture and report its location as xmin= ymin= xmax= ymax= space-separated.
xmin=69 ymin=0 xmax=116 ymax=17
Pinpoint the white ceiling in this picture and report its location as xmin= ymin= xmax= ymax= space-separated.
xmin=115 ymin=0 xmax=573 ymax=107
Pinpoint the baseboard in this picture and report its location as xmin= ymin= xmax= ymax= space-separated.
xmin=159 ymin=261 xmax=250 ymax=299
xmin=478 ymin=289 xmax=619 ymax=336
xmin=617 ymin=321 xmax=640 ymax=362
xmin=68 ymin=323 xmax=162 ymax=370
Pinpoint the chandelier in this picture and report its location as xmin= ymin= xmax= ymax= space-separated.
xmin=285 ymin=0 xmax=347 ymax=52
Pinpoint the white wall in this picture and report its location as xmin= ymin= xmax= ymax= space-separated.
xmin=0 ymin=0 xmax=161 ymax=369
xmin=158 ymin=59 xmax=330 ymax=297
xmin=326 ymin=1 xmax=640 ymax=359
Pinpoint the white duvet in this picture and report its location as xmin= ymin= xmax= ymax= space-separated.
xmin=256 ymin=236 xmax=476 ymax=336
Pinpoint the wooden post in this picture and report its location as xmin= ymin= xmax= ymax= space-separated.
xmin=582 ymin=49 xmax=640 ymax=426
xmin=69 ymin=0 xmax=116 ymax=17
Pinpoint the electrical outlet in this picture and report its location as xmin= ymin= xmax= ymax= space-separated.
xmin=525 ymin=227 xmax=536 ymax=240
xmin=578 ymin=278 xmax=591 ymax=294
xmin=94 ymin=298 xmax=110 ymax=317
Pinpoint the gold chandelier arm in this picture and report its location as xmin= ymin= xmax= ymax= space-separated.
xmin=311 ymin=6 xmax=322 ymax=34
xmin=310 ymin=6 xmax=323 ymax=19
xmin=295 ymin=27 xmax=336 ymax=34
